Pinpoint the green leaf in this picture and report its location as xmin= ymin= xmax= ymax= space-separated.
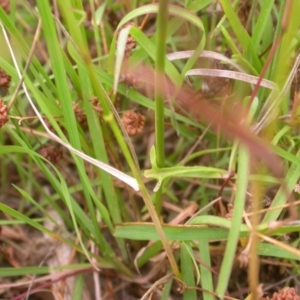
xmin=218 ymin=0 xmax=261 ymax=71
xmin=198 ymin=240 xmax=214 ymax=300
xmin=181 ymin=242 xmax=197 ymax=300
xmin=114 ymin=223 xmax=246 ymax=241
xmin=216 ymin=144 xmax=249 ymax=299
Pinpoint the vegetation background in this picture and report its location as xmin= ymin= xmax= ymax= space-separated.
xmin=0 ymin=0 xmax=300 ymax=299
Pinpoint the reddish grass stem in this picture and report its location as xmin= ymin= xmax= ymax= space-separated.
xmin=246 ymin=34 xmax=282 ymax=114
xmin=11 ymin=267 xmax=93 ymax=300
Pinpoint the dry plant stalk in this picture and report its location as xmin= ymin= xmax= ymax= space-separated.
xmin=117 ymin=22 xmax=137 ymax=58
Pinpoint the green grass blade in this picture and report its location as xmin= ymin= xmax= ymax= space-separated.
xmin=218 ymin=0 xmax=261 ymax=71
xmin=215 ymin=145 xmax=249 ymax=298
xmin=198 ymin=240 xmax=214 ymax=300
xmin=181 ymin=243 xmax=197 ymax=300
xmin=251 ymin=0 xmax=275 ymax=49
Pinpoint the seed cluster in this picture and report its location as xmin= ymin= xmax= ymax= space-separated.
xmin=261 ymin=288 xmax=300 ymax=300
xmin=39 ymin=146 xmax=63 ymax=163
xmin=121 ymin=110 xmax=145 ymax=136
xmin=0 ymin=68 xmax=11 ymax=92
xmin=73 ymin=102 xmax=87 ymax=126
xmin=270 ymin=287 xmax=300 ymax=300
xmin=0 ymin=0 xmax=10 ymax=13
xmin=0 ymin=99 xmax=8 ymax=128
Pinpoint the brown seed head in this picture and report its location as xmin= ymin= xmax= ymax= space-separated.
xmin=0 ymin=68 xmax=11 ymax=91
xmin=121 ymin=110 xmax=145 ymax=136
xmin=271 ymin=287 xmax=300 ymax=300
xmin=225 ymin=203 xmax=234 ymax=219
xmin=39 ymin=146 xmax=63 ymax=163
xmin=0 ymin=0 xmax=10 ymax=13
xmin=89 ymin=97 xmax=103 ymax=113
xmin=73 ymin=102 xmax=87 ymax=126
xmin=0 ymin=99 xmax=8 ymax=128
xmin=119 ymin=73 xmax=141 ymax=89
